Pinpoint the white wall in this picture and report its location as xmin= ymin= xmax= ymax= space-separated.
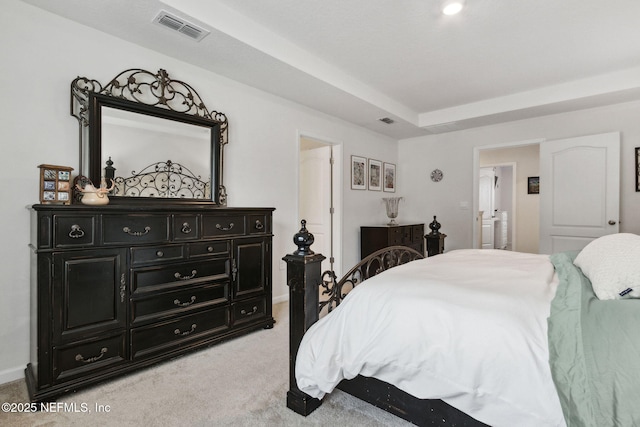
xmin=399 ymin=101 xmax=640 ymax=251
xmin=0 ymin=0 xmax=397 ymax=384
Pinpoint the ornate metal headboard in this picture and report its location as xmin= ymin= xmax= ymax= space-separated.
xmin=107 ymin=159 xmax=210 ymax=199
xmin=319 ymin=245 xmax=424 ymax=316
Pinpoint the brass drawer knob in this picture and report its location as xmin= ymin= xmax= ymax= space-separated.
xmin=174 ymin=270 xmax=197 ymax=280
xmin=174 ymin=296 xmax=196 ymax=307
xmin=240 ymin=306 xmax=258 ymax=316
xmin=215 ymin=222 xmax=234 ymax=231
xmin=174 ymin=324 xmax=197 ymax=336
xmin=68 ymin=224 xmax=85 ymax=239
xmin=75 ymin=347 xmax=107 ymax=363
xmin=122 ymin=226 xmax=151 ymax=236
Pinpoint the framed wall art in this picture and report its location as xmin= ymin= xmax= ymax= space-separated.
xmin=351 ymin=155 xmax=367 ymax=190
xmin=38 ymin=164 xmax=74 ymax=205
xmin=383 ymin=162 xmax=396 ymax=193
xmin=636 ymin=147 xmax=640 ymax=192
xmin=528 ymin=176 xmax=540 ymax=194
xmin=368 ymin=159 xmax=382 ymax=191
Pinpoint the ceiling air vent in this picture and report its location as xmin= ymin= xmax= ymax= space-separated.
xmin=153 ymin=10 xmax=210 ymax=42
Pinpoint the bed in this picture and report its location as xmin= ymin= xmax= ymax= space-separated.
xmin=284 ymin=223 xmax=640 ymax=427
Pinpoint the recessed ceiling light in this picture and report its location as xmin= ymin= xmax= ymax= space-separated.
xmin=443 ymin=1 xmax=464 ymax=15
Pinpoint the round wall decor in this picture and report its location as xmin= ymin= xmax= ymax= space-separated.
xmin=430 ymin=169 xmax=443 ymax=182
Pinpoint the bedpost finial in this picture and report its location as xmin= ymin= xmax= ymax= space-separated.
xmin=292 ymin=219 xmax=315 ymax=255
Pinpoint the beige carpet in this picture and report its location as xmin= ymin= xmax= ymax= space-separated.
xmin=0 ymin=302 xmax=411 ymax=426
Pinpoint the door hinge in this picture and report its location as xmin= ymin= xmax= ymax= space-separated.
xmin=329 ymin=207 xmax=335 ymax=214
xmin=329 ymin=256 xmax=335 ymax=264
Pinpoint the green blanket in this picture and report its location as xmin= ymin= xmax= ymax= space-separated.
xmin=549 ymin=251 xmax=640 ymax=426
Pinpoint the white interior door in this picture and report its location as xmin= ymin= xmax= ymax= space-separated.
xmin=479 ymin=167 xmax=495 ymax=249
xmin=539 ymin=132 xmax=620 ymax=254
xmin=299 ymin=144 xmax=333 ymax=273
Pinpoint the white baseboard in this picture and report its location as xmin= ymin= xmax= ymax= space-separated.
xmin=272 ymin=293 xmax=288 ymax=305
xmin=0 ymin=366 xmax=25 ymax=386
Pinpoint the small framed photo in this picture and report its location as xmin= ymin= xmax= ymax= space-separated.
xmin=383 ymin=162 xmax=396 ymax=193
xmin=351 ymin=155 xmax=367 ymax=190
xmin=38 ymin=164 xmax=74 ymax=205
xmin=636 ymin=147 xmax=640 ymax=192
xmin=368 ymin=159 xmax=382 ymax=191
xmin=528 ymin=176 xmax=540 ymax=194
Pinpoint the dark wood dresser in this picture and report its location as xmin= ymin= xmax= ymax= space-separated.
xmin=26 ymin=204 xmax=274 ymax=402
xmin=360 ymin=224 xmax=424 ymax=259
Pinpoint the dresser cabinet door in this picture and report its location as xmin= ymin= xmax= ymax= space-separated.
xmin=52 ymin=249 xmax=127 ymax=344
xmin=232 ymin=237 xmax=269 ymax=300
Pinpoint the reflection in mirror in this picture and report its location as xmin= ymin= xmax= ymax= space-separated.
xmin=101 ymin=107 xmax=212 ymax=199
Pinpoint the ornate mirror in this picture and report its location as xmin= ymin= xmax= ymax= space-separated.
xmin=71 ymin=68 xmax=228 ymax=204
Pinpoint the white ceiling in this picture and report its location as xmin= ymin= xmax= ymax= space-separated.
xmin=23 ymin=0 xmax=640 ymax=138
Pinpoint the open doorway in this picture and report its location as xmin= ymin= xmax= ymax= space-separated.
xmin=298 ymin=135 xmax=342 ymax=277
xmin=479 ymin=164 xmax=515 ymax=250
xmin=473 ymin=141 xmax=542 ymax=253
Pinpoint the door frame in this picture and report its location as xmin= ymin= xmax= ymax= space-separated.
xmin=297 ymin=131 xmax=343 ymax=278
xmin=472 ymin=138 xmax=544 ymax=250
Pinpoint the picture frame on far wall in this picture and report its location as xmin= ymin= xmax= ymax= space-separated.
xmin=351 ymin=155 xmax=367 ymax=190
xmin=383 ymin=162 xmax=396 ymax=192
xmin=368 ymin=159 xmax=382 ymax=191
xmin=528 ymin=176 xmax=540 ymax=194
xmin=635 ymin=147 xmax=640 ymax=192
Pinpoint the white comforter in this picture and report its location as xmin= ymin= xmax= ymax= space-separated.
xmin=296 ymin=249 xmax=566 ymax=427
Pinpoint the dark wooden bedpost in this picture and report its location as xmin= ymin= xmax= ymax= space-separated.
xmin=284 ymin=220 xmax=325 ymax=416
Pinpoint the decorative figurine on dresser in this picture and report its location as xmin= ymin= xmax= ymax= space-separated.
xmin=425 ymin=216 xmax=447 ymax=257
xmin=26 ymin=68 xmax=275 ymax=403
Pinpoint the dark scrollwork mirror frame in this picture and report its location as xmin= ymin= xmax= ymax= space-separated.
xmin=71 ymin=68 xmax=228 ymax=205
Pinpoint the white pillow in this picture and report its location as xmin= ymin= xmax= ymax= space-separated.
xmin=573 ymin=233 xmax=640 ymax=300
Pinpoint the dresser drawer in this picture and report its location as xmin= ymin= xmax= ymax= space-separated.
xmin=387 ymin=227 xmax=405 ymax=244
xmin=132 ymin=258 xmax=229 ymax=294
xmin=54 ymin=215 xmax=96 ymax=247
xmin=131 ymin=283 xmax=229 ymax=325
xmin=131 ymin=244 xmax=185 ymax=266
xmin=189 ymin=241 xmax=229 ymax=258
xmin=103 ymin=215 xmax=169 ymax=244
xmin=412 ymin=225 xmax=424 ymax=243
xmin=53 ymin=332 xmax=126 ymax=383
xmin=131 ymin=307 xmax=230 ymax=359
xmin=202 ymin=214 xmax=246 ymax=237
xmin=173 ymin=214 xmax=199 ymax=241
xmin=232 ymin=296 xmax=266 ymax=326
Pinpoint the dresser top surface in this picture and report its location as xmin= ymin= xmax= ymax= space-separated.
xmin=31 ymin=204 xmax=275 ymax=213
xmin=361 ymin=224 xmax=423 ymax=229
